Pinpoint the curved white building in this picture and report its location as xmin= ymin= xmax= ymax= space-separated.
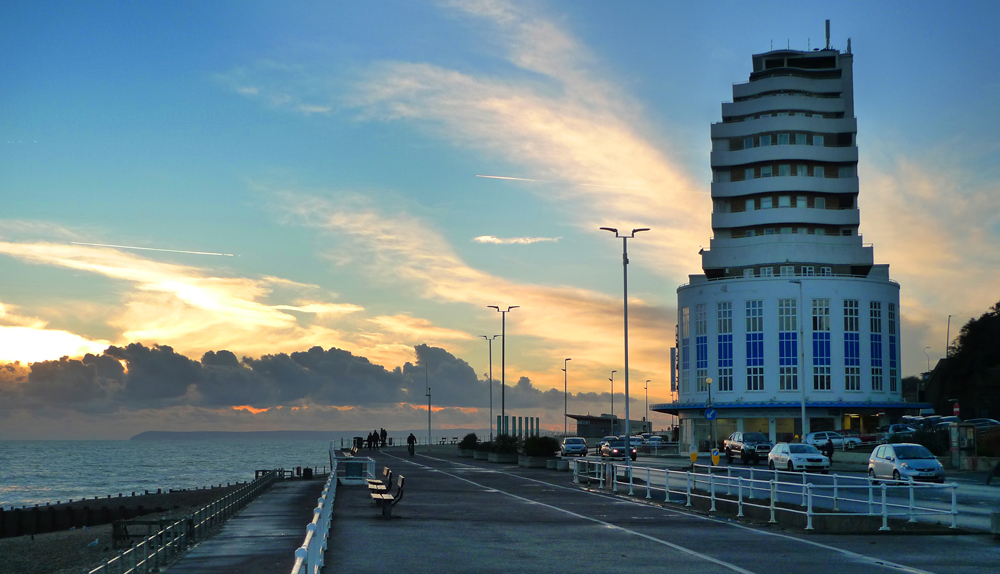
xmin=654 ymin=40 xmax=918 ymax=453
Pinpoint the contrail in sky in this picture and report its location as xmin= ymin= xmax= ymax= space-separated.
xmin=475 ymin=174 xmax=648 ymax=190
xmin=70 ymin=242 xmax=235 ymax=257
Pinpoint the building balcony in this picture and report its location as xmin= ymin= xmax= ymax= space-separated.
xmin=711 ymin=176 xmax=858 ymax=198
xmin=711 ymin=116 xmax=856 ymax=139
xmin=732 ymin=76 xmax=845 ymax=100
xmin=701 ymin=234 xmax=874 ymax=268
xmin=722 ymin=94 xmax=845 ymax=118
xmin=711 ymin=145 xmax=858 ymax=167
xmin=712 ymin=207 xmax=860 ymax=229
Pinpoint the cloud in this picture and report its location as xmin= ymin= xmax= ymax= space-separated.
xmin=472 ymin=235 xmax=560 ymax=245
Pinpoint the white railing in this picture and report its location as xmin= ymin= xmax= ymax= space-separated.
xmin=88 ymin=471 xmax=280 ymax=574
xmin=328 ymin=443 xmax=375 ymax=484
xmin=291 ymin=462 xmax=337 ymax=574
xmin=572 ymin=460 xmax=959 ymax=531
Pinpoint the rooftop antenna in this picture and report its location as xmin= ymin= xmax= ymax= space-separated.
xmin=825 ymin=19 xmax=830 ymax=50
xmin=847 ymin=38 xmax=852 ymax=54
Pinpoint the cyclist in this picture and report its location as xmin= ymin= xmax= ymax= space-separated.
xmin=407 ymin=432 xmax=417 ymax=457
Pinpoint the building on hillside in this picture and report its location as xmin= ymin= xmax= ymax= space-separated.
xmin=652 ymin=27 xmax=927 ymax=453
xmin=566 ymin=414 xmax=651 ymax=439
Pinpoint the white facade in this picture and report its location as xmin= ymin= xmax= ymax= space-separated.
xmin=654 ymin=43 xmax=912 ymax=453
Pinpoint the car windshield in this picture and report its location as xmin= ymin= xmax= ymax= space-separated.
xmin=606 ymin=440 xmax=627 ymax=447
xmin=744 ymin=433 xmax=768 ymax=442
xmin=789 ymin=444 xmax=819 ymax=454
xmin=565 ymin=438 xmax=584 ymax=445
xmin=893 ymin=445 xmax=934 ymax=459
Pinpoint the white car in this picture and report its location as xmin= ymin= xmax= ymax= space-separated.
xmin=768 ymin=443 xmax=830 ymax=473
xmin=647 ymin=436 xmax=665 ymax=448
xmin=868 ymin=443 xmax=945 ymax=483
xmin=804 ymin=431 xmax=861 ymax=449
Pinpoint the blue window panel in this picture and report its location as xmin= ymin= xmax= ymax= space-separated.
xmin=746 ymin=333 xmax=764 ymax=367
xmin=718 ymin=334 xmax=733 ymax=367
xmin=813 ymin=332 xmax=831 ymax=366
xmin=845 ymin=333 xmax=860 ymax=366
xmin=778 ymin=332 xmax=797 ymax=366
xmin=871 ymin=334 xmax=883 ymax=367
xmin=696 ymin=336 xmax=708 ymax=369
xmin=889 ymin=335 xmax=897 ymax=369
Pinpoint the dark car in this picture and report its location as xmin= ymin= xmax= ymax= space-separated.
xmin=724 ymin=432 xmax=772 ymax=465
xmin=600 ymin=439 xmax=637 ymax=461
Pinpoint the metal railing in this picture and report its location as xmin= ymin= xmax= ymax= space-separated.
xmin=88 ymin=471 xmax=280 ymax=574
xmin=291 ymin=462 xmax=337 ymax=574
xmin=573 ymin=460 xmax=958 ymax=531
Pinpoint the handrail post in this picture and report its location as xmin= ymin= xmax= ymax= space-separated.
xmin=573 ymin=460 xmax=579 ymax=484
xmin=737 ymin=477 xmax=744 ymax=517
xmin=600 ymin=462 xmax=605 ymax=489
xmin=664 ymin=469 xmax=670 ymax=502
xmin=709 ymin=472 xmax=716 ymax=512
xmin=867 ymin=477 xmax=874 ymax=515
xmin=646 ymin=468 xmax=652 ymax=499
xmin=685 ymin=472 xmax=692 ymax=507
xmin=880 ymin=483 xmax=890 ymax=531
xmin=726 ymin=467 xmax=732 ymax=496
xmin=748 ymin=467 xmax=754 ymax=498
xmin=769 ymin=480 xmax=777 ymax=523
xmin=908 ymin=478 xmax=916 ymax=523
xmin=833 ymin=475 xmax=839 ymax=511
xmin=612 ymin=463 xmax=618 ymax=492
xmin=805 ymin=484 xmax=814 ymax=530
xmin=800 ymin=472 xmax=807 ymax=506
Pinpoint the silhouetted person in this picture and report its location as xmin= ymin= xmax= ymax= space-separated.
xmin=407 ymin=433 xmax=417 ymax=457
xmin=822 ymin=439 xmax=835 ymax=463
xmin=380 ymin=428 xmax=387 ymax=448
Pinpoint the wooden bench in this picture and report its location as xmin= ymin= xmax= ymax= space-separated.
xmin=368 ymin=467 xmax=391 ymax=494
xmin=369 ymin=475 xmax=405 ymax=517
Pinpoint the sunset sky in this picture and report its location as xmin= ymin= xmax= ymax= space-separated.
xmin=2 ymin=1 xmax=999 ymax=439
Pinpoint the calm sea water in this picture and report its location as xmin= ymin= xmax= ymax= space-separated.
xmin=0 ymin=440 xmax=336 ymax=509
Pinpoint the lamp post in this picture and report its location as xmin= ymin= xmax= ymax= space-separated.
xmin=645 ymin=380 xmax=650 ymax=429
xmin=425 ymin=363 xmax=431 ymax=447
xmin=789 ymin=279 xmax=807 ymax=439
xmin=706 ymin=377 xmax=714 ymax=451
xmin=481 ymin=334 xmax=500 ymax=440
xmin=601 ymin=226 xmax=649 ymax=488
xmin=946 ymin=314 xmax=963 ymax=358
xmin=609 ymin=370 xmax=616 ymax=435
xmin=488 ymin=305 xmax=518 ymax=435
xmin=562 ymin=358 xmax=572 ymax=437
xmin=923 ymin=346 xmax=931 ymax=373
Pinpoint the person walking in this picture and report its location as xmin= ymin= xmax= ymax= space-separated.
xmin=380 ymin=428 xmax=388 ymax=448
xmin=822 ymin=439 xmax=835 ymax=464
xmin=407 ymin=432 xmax=417 ymax=457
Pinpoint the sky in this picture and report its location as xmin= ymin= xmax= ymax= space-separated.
xmin=2 ymin=1 xmax=999 ymax=439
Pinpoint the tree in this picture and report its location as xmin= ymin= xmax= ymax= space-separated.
xmin=932 ymin=301 xmax=1000 ymax=419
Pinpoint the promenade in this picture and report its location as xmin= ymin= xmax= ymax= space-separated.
xmin=325 ymin=446 xmax=997 ymax=574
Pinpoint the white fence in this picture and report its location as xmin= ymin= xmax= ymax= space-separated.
xmin=290 ymin=462 xmax=337 ymax=574
xmin=87 ymin=471 xmax=280 ymax=574
xmin=573 ymin=460 xmax=959 ymax=531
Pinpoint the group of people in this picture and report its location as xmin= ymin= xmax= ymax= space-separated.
xmin=366 ymin=428 xmax=388 ymax=449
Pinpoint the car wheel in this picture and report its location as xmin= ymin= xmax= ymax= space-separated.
xmin=768 ymin=460 xmax=775 ymax=470
xmin=725 ymin=450 xmax=733 ymax=464
xmin=787 ymin=462 xmax=795 ymax=472
xmin=892 ymin=470 xmax=900 ymax=482
xmin=868 ymin=467 xmax=878 ymax=483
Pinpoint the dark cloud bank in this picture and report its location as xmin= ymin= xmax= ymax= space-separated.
xmin=0 ymin=343 xmax=580 ymax=416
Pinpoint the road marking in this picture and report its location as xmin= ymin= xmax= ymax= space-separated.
xmin=392 ymin=452 xmax=940 ymax=574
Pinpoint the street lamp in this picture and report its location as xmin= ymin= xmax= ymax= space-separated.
xmin=645 ymin=380 xmax=650 ymax=428
xmin=609 ymin=370 xmax=616 ymax=435
xmin=946 ymin=314 xmax=963 ymax=358
xmin=425 ymin=363 xmax=431 ymax=447
xmin=601 ymin=226 xmax=649 ymax=490
xmin=923 ymin=346 xmax=931 ymax=373
xmin=706 ymin=377 xmax=714 ymax=451
xmin=789 ymin=279 xmax=808 ymax=439
xmin=562 ymin=358 xmax=572 ymax=437
xmin=481 ymin=335 xmax=500 ymax=440
xmin=488 ymin=305 xmax=518 ymax=435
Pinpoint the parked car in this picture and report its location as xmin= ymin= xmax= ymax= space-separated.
xmin=804 ymin=431 xmax=861 ymax=449
xmin=600 ymin=438 xmax=637 ymax=461
xmin=723 ymin=432 xmax=772 ymax=465
xmin=965 ymin=418 xmax=1000 ymax=429
xmin=620 ymin=435 xmax=644 ymax=448
xmin=768 ymin=443 xmax=830 ymax=473
xmin=868 ymin=443 xmax=945 ymax=483
xmin=878 ymin=424 xmax=917 ymax=442
xmin=647 ymin=436 xmax=665 ymax=448
xmin=560 ymin=437 xmax=588 ymax=457
xmin=840 ymin=428 xmax=877 ymax=443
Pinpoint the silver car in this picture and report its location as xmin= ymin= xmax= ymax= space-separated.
xmin=560 ymin=437 xmax=588 ymax=457
xmin=868 ymin=443 xmax=945 ymax=483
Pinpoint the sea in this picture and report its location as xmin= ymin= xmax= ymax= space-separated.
xmin=0 ymin=440 xmax=340 ymax=510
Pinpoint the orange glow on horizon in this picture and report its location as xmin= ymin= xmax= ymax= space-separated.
xmin=232 ymin=405 xmax=269 ymax=414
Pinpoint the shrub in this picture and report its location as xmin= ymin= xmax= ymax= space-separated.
xmin=890 ymin=429 xmax=948 ymax=456
xmin=458 ymin=433 xmax=478 ymax=450
xmin=490 ymin=434 xmax=520 ymax=454
xmin=522 ymin=435 xmax=560 ymax=457
xmin=476 ymin=440 xmax=493 ymax=452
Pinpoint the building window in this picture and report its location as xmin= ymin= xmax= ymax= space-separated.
xmin=745 ymin=168 xmax=755 ymax=181
xmin=779 ymin=164 xmax=790 ymax=176
xmin=795 ymin=133 xmax=806 ymax=145
xmin=761 ymin=266 xmax=774 ymax=277
xmin=802 ymin=266 xmax=815 ymax=276
xmin=744 ymin=137 xmax=754 ymax=149
xmin=798 ymin=227 xmax=808 ymax=235
xmin=844 ymin=300 xmax=860 ymax=391
xmin=797 ymin=165 xmax=807 ymax=176
xmin=760 ymin=134 xmax=772 ymax=146
xmin=778 ymin=133 xmax=789 ymax=145
xmin=779 ymin=195 xmax=791 ymax=207
xmin=813 ymin=299 xmax=831 ymax=391
xmin=761 ymin=197 xmax=772 ymax=209
xmin=743 ymin=268 xmax=754 ymax=278
xmin=696 ymin=304 xmax=708 ymax=392
xmin=815 ymin=197 xmax=826 ymax=209
xmin=816 ymin=228 xmax=826 ymax=236
xmin=814 ymin=166 xmax=825 ymax=178
xmin=780 ymin=265 xmax=794 ymax=276
xmin=717 ymin=302 xmax=733 ymax=392
xmin=871 ymin=302 xmax=883 ymax=392
xmin=813 ymin=135 xmax=824 ymax=147
xmin=796 ymin=195 xmax=807 ymax=207
xmin=820 ymin=267 xmax=832 ymax=276
xmin=780 ymin=227 xmax=792 ymax=234
xmin=778 ymin=299 xmax=798 ymax=391
xmin=889 ymin=303 xmax=898 ymax=392
xmin=746 ymin=300 xmax=764 ymax=391
xmin=761 ymin=166 xmax=772 ymax=178
xmin=839 ymin=166 xmax=854 ymax=178
xmin=681 ymin=307 xmax=690 ymax=393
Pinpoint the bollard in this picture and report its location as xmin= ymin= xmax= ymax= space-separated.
xmin=805 ymin=484 xmax=814 ymax=530
xmin=950 ymin=483 xmax=958 ymax=529
xmin=880 ymin=483 xmax=890 ymax=531
xmin=709 ymin=473 xmax=716 ymax=512
xmin=867 ymin=477 xmax=874 ymax=515
xmin=769 ymin=480 xmax=777 ymax=523
xmin=685 ymin=472 xmax=692 ymax=507
xmin=833 ymin=475 xmax=839 ymax=511
xmin=726 ymin=467 xmax=732 ymax=496
xmin=801 ymin=473 xmax=807 ymax=506
xmin=737 ymin=477 xmax=744 ymax=518
xmin=749 ymin=467 xmax=754 ymax=498
xmin=646 ymin=468 xmax=652 ymax=499
xmin=908 ymin=478 xmax=916 ymax=523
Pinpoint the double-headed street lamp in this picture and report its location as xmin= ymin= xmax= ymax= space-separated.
xmin=789 ymin=279 xmax=807 ymax=439
xmin=609 ymin=370 xmax=617 ymax=435
xmin=482 ymin=334 xmax=501 ymax=440
xmin=562 ymin=358 xmax=572 ymax=437
xmin=645 ymin=379 xmax=651 ymax=426
xmin=602 ymin=226 xmax=649 ymax=490
xmin=488 ymin=305 xmax=518 ymax=435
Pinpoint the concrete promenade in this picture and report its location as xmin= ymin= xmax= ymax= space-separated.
xmin=325 ymin=446 xmax=997 ymax=574
xmin=163 ymin=478 xmax=324 ymax=574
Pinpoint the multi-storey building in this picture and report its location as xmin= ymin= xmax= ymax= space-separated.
xmin=653 ymin=35 xmax=921 ymax=453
